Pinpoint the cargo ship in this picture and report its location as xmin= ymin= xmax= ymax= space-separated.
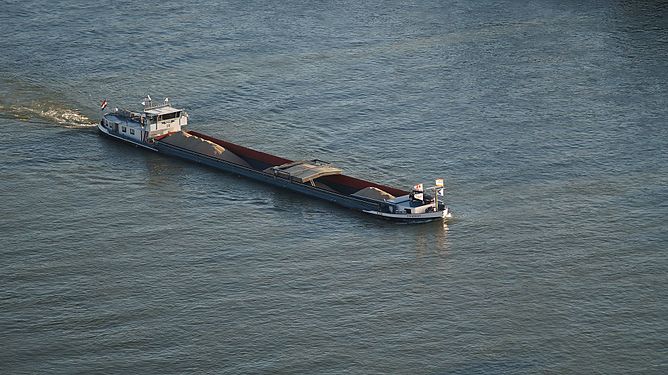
xmin=97 ymin=96 xmax=452 ymax=223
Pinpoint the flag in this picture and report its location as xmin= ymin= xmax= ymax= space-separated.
xmin=435 ymin=178 xmax=444 ymax=187
xmin=437 ymin=188 xmax=444 ymax=196
xmin=413 ymin=183 xmax=423 ymax=192
xmin=100 ymin=99 xmax=108 ymax=110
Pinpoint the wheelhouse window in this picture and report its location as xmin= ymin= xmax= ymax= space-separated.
xmin=122 ymin=126 xmax=126 ymax=132
xmin=130 ymin=129 xmax=135 ymax=135
xmin=157 ymin=111 xmax=181 ymax=121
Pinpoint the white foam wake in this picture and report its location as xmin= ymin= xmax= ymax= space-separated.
xmin=0 ymin=102 xmax=97 ymax=128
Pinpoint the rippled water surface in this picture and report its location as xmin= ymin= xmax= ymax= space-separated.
xmin=1 ymin=1 xmax=667 ymax=374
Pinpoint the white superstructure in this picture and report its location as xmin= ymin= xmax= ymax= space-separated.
xmin=362 ymin=183 xmax=453 ymax=222
xmin=97 ymin=96 xmax=188 ymax=149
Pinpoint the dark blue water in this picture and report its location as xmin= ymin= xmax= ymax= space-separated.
xmin=1 ymin=1 xmax=667 ymax=373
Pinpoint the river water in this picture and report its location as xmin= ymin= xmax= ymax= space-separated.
xmin=1 ymin=1 xmax=666 ymax=373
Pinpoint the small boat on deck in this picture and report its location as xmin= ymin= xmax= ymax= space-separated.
xmin=97 ymin=96 xmax=452 ymax=223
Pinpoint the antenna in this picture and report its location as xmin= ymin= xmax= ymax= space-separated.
xmin=143 ymin=95 xmax=153 ymax=109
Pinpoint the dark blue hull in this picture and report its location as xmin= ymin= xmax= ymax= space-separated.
xmin=154 ymin=141 xmax=381 ymax=212
xmin=98 ymin=125 xmax=449 ymax=222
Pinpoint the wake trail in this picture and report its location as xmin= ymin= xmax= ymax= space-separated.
xmin=0 ymin=101 xmax=97 ymax=128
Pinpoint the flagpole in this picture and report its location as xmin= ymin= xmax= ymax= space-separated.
xmin=434 ymin=178 xmax=444 ymax=212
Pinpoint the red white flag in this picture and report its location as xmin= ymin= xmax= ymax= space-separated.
xmin=100 ymin=99 xmax=108 ymax=110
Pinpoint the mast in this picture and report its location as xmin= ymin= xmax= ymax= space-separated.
xmin=435 ymin=178 xmax=444 ymax=211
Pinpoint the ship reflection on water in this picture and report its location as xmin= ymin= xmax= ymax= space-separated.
xmin=414 ymin=220 xmax=450 ymax=258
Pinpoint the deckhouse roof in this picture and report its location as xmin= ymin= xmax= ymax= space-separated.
xmin=143 ymin=105 xmax=182 ymax=116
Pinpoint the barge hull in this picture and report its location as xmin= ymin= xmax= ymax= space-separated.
xmin=154 ymin=140 xmax=382 ymax=213
xmin=188 ymin=131 xmax=408 ymax=198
